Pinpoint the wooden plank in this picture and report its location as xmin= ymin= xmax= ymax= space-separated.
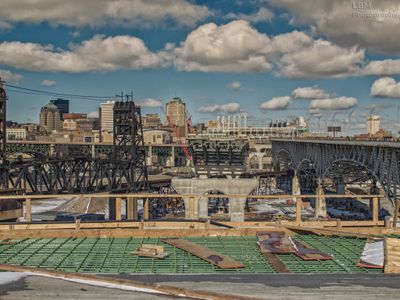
xmin=262 ymin=252 xmax=291 ymax=273
xmin=126 ymin=197 xmax=137 ymax=220
xmin=25 ymin=198 xmax=31 ymax=222
xmin=115 ymin=197 xmax=122 ymax=221
xmin=256 ymin=231 xmax=295 ymax=254
xmin=162 ymin=238 xmax=245 ymax=269
xmin=143 ymin=198 xmax=149 ymax=220
xmin=290 ymin=238 xmax=332 ymax=260
xmin=0 ymin=264 xmax=255 ymax=300
xmin=281 ymin=225 xmax=374 ymax=238
xmin=384 ymin=238 xmax=400 ymax=273
xmin=373 ymin=197 xmax=379 ymax=226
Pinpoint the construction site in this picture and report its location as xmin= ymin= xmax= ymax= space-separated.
xmin=1 ymin=84 xmax=400 ymax=299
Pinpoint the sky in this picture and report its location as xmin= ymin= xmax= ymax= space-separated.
xmin=1 ymin=0 xmax=400 ymax=134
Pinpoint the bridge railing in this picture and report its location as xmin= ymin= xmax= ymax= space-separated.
xmin=0 ymin=193 xmax=389 ymax=228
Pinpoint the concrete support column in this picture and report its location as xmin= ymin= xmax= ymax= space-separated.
xmin=229 ymin=197 xmax=246 ymax=222
xmin=184 ymin=196 xmax=198 ymax=219
xmin=292 ymin=175 xmax=301 ymax=195
xmin=126 ymin=197 xmax=138 ymax=220
xmin=315 ymin=183 xmax=327 ymax=219
xmin=168 ymin=146 xmax=175 ymax=167
xmin=198 ymin=196 xmax=208 ymax=219
xmin=292 ymin=176 xmax=301 ymax=224
xmin=146 ymin=146 xmax=153 ymax=166
xmin=258 ymin=155 xmax=263 ymax=170
xmin=335 ymin=175 xmax=345 ymax=194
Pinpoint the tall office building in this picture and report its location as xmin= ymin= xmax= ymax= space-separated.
xmin=367 ymin=115 xmax=380 ymax=135
xmin=166 ymin=97 xmax=187 ymax=137
xmin=39 ymin=102 xmax=62 ymax=132
xmin=100 ymin=101 xmax=115 ymax=133
xmin=50 ymin=98 xmax=69 ymax=119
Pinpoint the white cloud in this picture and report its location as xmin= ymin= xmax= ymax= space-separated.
xmin=309 ymin=108 xmax=322 ymax=117
xmin=227 ymin=81 xmax=242 ymax=91
xmin=363 ymin=59 xmax=400 ymax=76
xmin=0 ymin=69 xmax=22 ymax=83
xmin=198 ymin=102 xmax=241 ymax=113
xmin=266 ymin=30 xmax=313 ymax=54
xmin=371 ymin=77 xmax=400 ymax=98
xmin=88 ymin=111 xmax=99 ymax=118
xmin=292 ymin=86 xmax=330 ymax=99
xmin=270 ymin=0 xmax=400 ymax=55
xmin=41 ymin=79 xmax=56 ymax=86
xmin=0 ymin=0 xmax=211 ymax=28
xmin=0 ymin=35 xmax=171 ymax=72
xmin=260 ymin=96 xmax=291 ymax=110
xmin=175 ymin=20 xmax=272 ymax=72
xmin=224 ymin=7 xmax=273 ymax=23
xmin=309 ymin=97 xmax=358 ymax=110
xmin=278 ymin=40 xmax=365 ymax=78
xmin=137 ymin=98 xmax=162 ymax=107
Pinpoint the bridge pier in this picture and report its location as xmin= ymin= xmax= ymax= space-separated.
xmin=166 ymin=146 xmax=175 ymax=167
xmin=147 ymin=146 xmax=153 ymax=166
xmin=315 ymin=183 xmax=327 ymax=219
xmin=229 ymin=197 xmax=246 ymax=222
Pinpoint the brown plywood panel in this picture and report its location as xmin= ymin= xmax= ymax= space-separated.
xmin=161 ymin=238 xmax=245 ymax=269
xmin=290 ymin=238 xmax=332 ymax=261
xmin=257 ymin=231 xmax=295 ymax=254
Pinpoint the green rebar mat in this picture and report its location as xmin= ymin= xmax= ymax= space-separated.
xmin=0 ymin=235 xmax=395 ymax=274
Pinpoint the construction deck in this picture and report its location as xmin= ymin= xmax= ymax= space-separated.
xmin=1 ymin=235 xmax=398 ymax=274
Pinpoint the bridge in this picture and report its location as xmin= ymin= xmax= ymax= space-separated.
xmin=6 ymin=141 xmax=188 ymax=168
xmin=271 ymin=138 xmax=400 ymax=214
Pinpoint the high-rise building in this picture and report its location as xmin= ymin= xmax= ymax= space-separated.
xmin=100 ymin=101 xmax=115 ymax=133
xmin=50 ymin=98 xmax=69 ymax=118
xmin=166 ymin=97 xmax=187 ymax=137
xmin=39 ymin=102 xmax=62 ymax=132
xmin=143 ymin=113 xmax=162 ymax=128
xmin=367 ymin=115 xmax=380 ymax=135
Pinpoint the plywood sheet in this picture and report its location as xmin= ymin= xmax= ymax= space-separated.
xmin=161 ymin=238 xmax=245 ymax=269
xmin=357 ymin=238 xmax=384 ymax=269
xmin=290 ymin=238 xmax=332 ymax=261
xmin=257 ymin=231 xmax=295 ymax=254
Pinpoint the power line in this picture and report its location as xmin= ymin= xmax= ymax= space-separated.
xmin=5 ymin=88 xmax=107 ymax=102
xmin=3 ymin=83 xmax=115 ymax=101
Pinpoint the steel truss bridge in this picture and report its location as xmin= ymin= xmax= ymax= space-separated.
xmin=272 ymin=138 xmax=400 ymax=204
xmin=0 ymin=99 xmax=150 ymax=194
xmin=5 ymin=141 xmax=188 ymax=166
xmin=189 ymin=138 xmax=248 ymax=177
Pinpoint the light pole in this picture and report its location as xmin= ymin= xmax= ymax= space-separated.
xmin=347 ymin=110 xmax=354 ymax=137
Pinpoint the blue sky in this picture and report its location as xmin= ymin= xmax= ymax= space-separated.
xmin=1 ymin=0 xmax=400 ymax=134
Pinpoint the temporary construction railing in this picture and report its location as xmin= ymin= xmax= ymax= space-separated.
xmin=0 ymin=193 xmax=390 ymax=227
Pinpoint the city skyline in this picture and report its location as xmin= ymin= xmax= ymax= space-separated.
xmin=0 ymin=1 xmax=400 ymax=134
